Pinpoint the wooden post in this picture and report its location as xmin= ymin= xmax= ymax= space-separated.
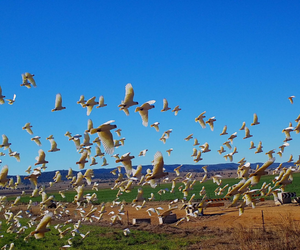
xmin=261 ymin=210 xmax=265 ymax=232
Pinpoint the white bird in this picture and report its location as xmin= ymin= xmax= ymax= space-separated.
xmin=172 ymin=105 xmax=181 ymax=115
xmin=138 ymin=149 xmax=148 ymax=157
xmin=243 ymin=127 xmax=253 ymax=139
xmin=135 ymin=100 xmax=156 ymax=127
xmin=85 ymin=119 xmax=93 ymax=133
xmin=80 ymin=132 xmax=93 ymax=148
xmin=52 ymin=93 xmax=66 ymax=111
xmin=48 ymin=139 xmax=60 ymax=152
xmin=116 ymin=152 xmax=135 ymax=176
xmin=8 ymin=148 xmax=20 ymax=162
xmin=228 ymin=132 xmax=237 ymax=143
xmin=89 ymin=157 xmax=98 ymax=166
xmin=193 ymin=138 xmax=200 ymax=146
xmin=206 ymin=116 xmax=216 ymax=131
xmin=217 ymin=146 xmax=226 ymax=155
xmin=287 ymin=154 xmax=293 ymax=163
xmin=0 ymin=134 xmax=11 ymax=149
xmin=162 ymin=129 xmax=172 ymax=139
xmin=278 ymin=142 xmax=289 ymax=153
xmin=255 ymin=141 xmax=263 ymax=154
xmin=123 ymin=228 xmax=131 ymax=236
xmin=46 ymin=135 xmax=54 ymax=140
xmin=35 ymin=149 xmax=48 ymax=165
xmin=77 ymin=95 xmax=86 ymax=107
xmin=94 ymin=146 xmax=105 ymax=158
xmin=239 ymin=121 xmax=246 ymax=130
xmin=30 ymin=212 xmax=52 ymax=239
xmin=249 ymin=158 xmax=275 ymax=186
xmin=288 ymin=95 xmax=295 ymax=104
xmin=161 ymin=98 xmax=171 ymax=112
xmin=83 ymin=96 xmax=98 ymax=116
xmin=115 ymin=129 xmax=122 ymax=137
xmin=0 ymin=86 xmax=5 ymax=104
xmin=31 ymin=136 xmax=42 ymax=146
xmin=265 ymin=149 xmax=275 ymax=159
xmin=223 ymin=141 xmax=232 ymax=150
xmin=6 ymin=94 xmax=16 ymax=105
xmin=251 ymin=113 xmax=260 ymax=126
xmin=194 ymin=150 xmax=203 ymax=162
xmin=97 ymin=95 xmax=107 ymax=108
xmin=145 ymin=151 xmax=168 ymax=188
xmin=90 ymin=120 xmax=117 ymax=155
xmin=102 ymin=157 xmax=109 ymax=166
xmin=195 ymin=111 xmax=206 ymax=128
xmin=201 ymin=142 xmax=211 ymax=153
xmin=76 ymin=151 xmax=88 ymax=169
xmin=166 ymin=148 xmax=173 ymax=156
xmin=184 ymin=134 xmax=193 ymax=141
xmin=118 ymin=83 xmax=138 ymax=115
xmin=282 ymin=127 xmax=293 ymax=142
xmin=25 ymin=72 xmax=37 ymax=87
xmin=21 ymin=73 xmax=32 ymax=88
xmin=150 ymin=122 xmax=160 ymax=132
xmin=249 ymin=141 xmax=256 ymax=149
xmin=191 ymin=148 xmax=198 ymax=157
xmin=0 ymin=165 xmax=9 ymax=187
xmin=220 ymin=125 xmax=228 ymax=136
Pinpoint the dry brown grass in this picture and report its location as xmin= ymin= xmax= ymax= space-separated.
xmin=233 ymin=214 xmax=300 ymax=250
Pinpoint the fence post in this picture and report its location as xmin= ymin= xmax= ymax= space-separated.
xmin=261 ymin=210 xmax=265 ymax=232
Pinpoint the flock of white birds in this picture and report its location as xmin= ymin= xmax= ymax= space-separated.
xmin=0 ymin=74 xmax=299 ymax=249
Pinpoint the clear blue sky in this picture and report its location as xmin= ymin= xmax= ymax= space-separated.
xmin=1 ymin=1 xmax=300 ymax=176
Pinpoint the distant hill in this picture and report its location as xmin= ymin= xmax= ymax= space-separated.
xmin=6 ymin=161 xmax=294 ymax=184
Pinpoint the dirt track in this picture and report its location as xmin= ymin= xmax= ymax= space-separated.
xmin=19 ymin=199 xmax=300 ymax=231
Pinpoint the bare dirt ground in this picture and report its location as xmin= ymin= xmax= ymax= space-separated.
xmin=20 ymin=199 xmax=300 ymax=230
xmin=5 ymin=199 xmax=300 ymax=250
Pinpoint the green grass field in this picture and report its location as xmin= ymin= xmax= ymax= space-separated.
xmin=2 ymin=172 xmax=300 ymax=249
xmin=8 ymin=172 xmax=300 ymax=205
xmin=0 ymin=218 xmax=211 ymax=250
